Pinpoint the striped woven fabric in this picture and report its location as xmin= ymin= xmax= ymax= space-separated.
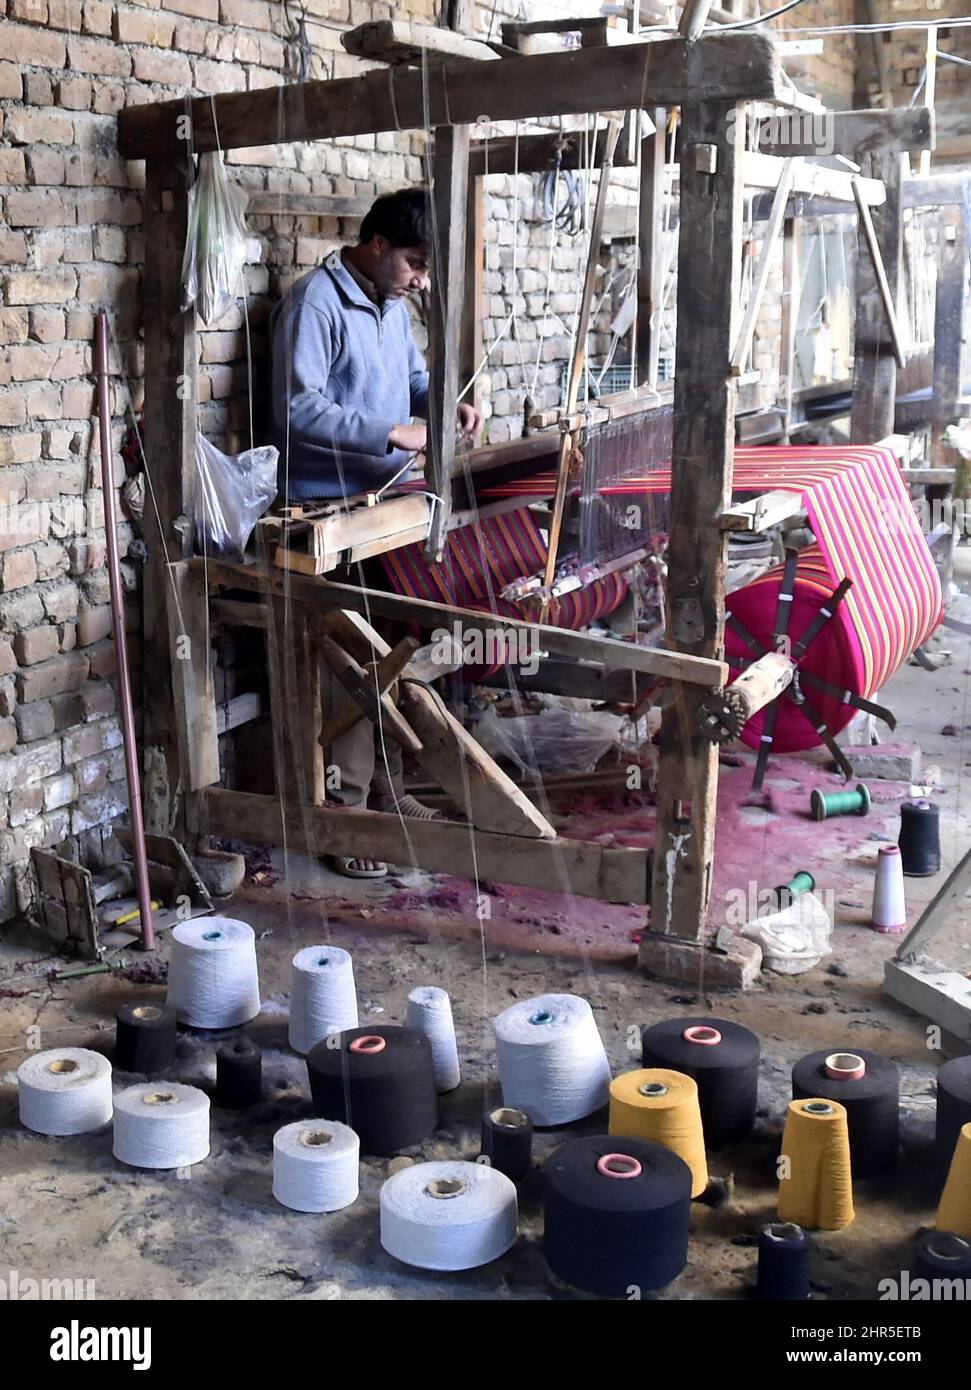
xmin=596 ymin=444 xmax=943 ymax=750
xmin=379 ymin=505 xmax=628 ymax=680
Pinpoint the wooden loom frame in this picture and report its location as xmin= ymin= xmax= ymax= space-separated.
xmin=119 ymin=29 xmax=936 ymax=981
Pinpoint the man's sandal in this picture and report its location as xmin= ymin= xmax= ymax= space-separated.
xmin=330 ymin=856 xmax=388 ymax=879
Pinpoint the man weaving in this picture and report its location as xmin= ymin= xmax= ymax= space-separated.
xmin=269 ymin=188 xmax=482 ymax=878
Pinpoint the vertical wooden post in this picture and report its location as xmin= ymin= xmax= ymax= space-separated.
xmin=779 ymin=216 xmax=801 ymax=441
xmin=851 ymin=150 xmax=903 ymax=443
xmin=460 ymin=174 xmax=485 ymax=422
xmin=931 ymin=214 xmax=967 ymax=467
xmin=637 ymin=107 xmax=667 ymax=388
xmin=648 ymin=97 xmax=744 ymax=945
xmin=142 ymin=159 xmax=197 ymax=836
xmin=425 ymin=123 xmax=470 ymax=563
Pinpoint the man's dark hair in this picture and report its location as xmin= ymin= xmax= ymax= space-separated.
xmin=359 ymin=188 xmax=429 ymax=249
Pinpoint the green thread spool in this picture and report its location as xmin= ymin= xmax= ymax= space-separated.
xmin=810 ymin=783 xmax=871 ymax=822
xmin=774 ymin=871 xmax=815 ymax=908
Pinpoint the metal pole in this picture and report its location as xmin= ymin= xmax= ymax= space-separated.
xmin=94 ymin=312 xmax=156 ymax=951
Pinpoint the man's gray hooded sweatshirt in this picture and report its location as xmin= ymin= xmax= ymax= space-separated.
xmin=269 ymin=251 xmax=429 ymax=502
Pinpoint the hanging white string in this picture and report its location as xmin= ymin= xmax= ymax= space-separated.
xmin=18 ymin=1049 xmax=113 ymax=1136
xmin=113 ymin=1082 xmax=210 ymax=1169
xmin=493 ymin=993 xmax=612 ymax=1125
xmin=380 ymin=1160 xmax=518 ymax=1270
xmin=272 ymin=1119 xmax=360 ymax=1212
xmin=166 ymin=917 xmax=261 ymax=1028
xmin=288 ymin=945 xmax=359 ymax=1054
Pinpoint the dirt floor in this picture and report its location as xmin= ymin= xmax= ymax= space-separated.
xmin=2 ymin=560 xmax=971 ymax=1302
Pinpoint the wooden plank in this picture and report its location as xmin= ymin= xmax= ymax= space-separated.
xmin=117 ymin=34 xmax=782 ymax=160
xmin=167 ymin=560 xmax=219 ymax=792
xmin=730 ymin=157 xmax=797 ymax=375
xmin=399 ymin=680 xmax=556 ymax=839
xmin=896 ymin=842 xmax=971 ymax=963
xmin=920 ymin=26 xmax=937 ymax=178
xmin=903 ymin=173 xmax=970 ymax=209
xmin=501 ymin=17 xmax=610 ymax=49
xmin=931 ymin=216 xmax=968 ymax=467
xmin=901 ymin=468 xmax=956 ymax=485
xmin=142 ymin=162 xmax=197 ymax=836
xmin=317 ymin=633 xmax=422 ymax=755
xmin=779 ymin=217 xmax=800 ymax=440
xmin=637 ymin=107 xmax=667 ymax=388
xmin=203 ymin=788 xmax=651 ymax=904
xmin=852 ymin=174 xmax=908 ymax=370
xmin=719 ymin=488 xmax=804 ymax=533
xmin=883 ymin=957 xmax=971 ymax=1044
xmin=200 ymin=559 xmax=730 ymax=686
xmin=753 ymin=107 xmax=934 ymax=160
xmin=743 ymin=151 xmax=885 ymax=206
xmin=851 ymin=149 xmax=903 ymax=443
xmin=272 ymin=494 xmax=432 ymax=575
xmin=211 ymin=598 xmax=267 ymax=628
xmin=543 ymin=118 xmax=622 ymax=592
xmin=648 ymin=95 xmax=744 ymax=946
xmin=425 ymin=122 xmax=469 ymax=562
xmin=460 ymin=175 xmax=485 ymax=420
xmin=215 ymin=691 xmax=263 ymax=735
xmin=342 ymin=20 xmax=499 ymax=66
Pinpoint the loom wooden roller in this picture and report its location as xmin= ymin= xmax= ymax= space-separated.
xmin=700 ymin=651 xmax=796 ymax=744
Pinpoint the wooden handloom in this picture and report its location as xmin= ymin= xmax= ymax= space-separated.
xmin=119 ymin=21 xmax=942 ymax=982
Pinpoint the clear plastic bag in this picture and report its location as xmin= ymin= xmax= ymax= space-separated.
xmin=740 ymin=892 xmax=833 ymax=975
xmin=181 ymin=152 xmax=249 ymax=327
xmin=194 ymin=434 xmax=279 ymax=559
xmin=474 ymin=706 xmax=625 ymax=778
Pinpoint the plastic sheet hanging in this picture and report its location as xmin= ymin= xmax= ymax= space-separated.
xmin=194 ymin=434 xmax=278 ymax=559
xmin=181 ymin=152 xmax=249 ymax=327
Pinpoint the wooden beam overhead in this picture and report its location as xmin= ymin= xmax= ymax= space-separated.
xmin=341 ymin=20 xmax=500 ymax=66
xmin=752 ymin=106 xmax=934 ymax=160
xmin=118 ymin=33 xmax=781 ymax=160
xmin=903 ymin=172 xmax=971 ymax=209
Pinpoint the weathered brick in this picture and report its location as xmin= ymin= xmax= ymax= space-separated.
xmin=33 ymin=543 xmax=69 ymax=581
xmin=4 ymin=107 xmax=75 ymax=147
xmin=114 ymin=7 xmax=175 ymax=43
xmin=0 ymin=737 xmax=61 ymax=793
xmin=16 ymin=651 xmax=89 ymax=703
xmin=59 ymin=621 xmax=77 ymax=653
xmin=0 ymin=309 xmax=29 ymax=345
xmin=6 ymin=191 xmax=77 ymax=229
xmin=93 ymin=227 xmax=126 ymax=263
xmin=9 ymin=785 xmax=45 ymax=829
xmin=15 ymin=624 xmax=60 ymax=666
xmin=92 ymin=79 xmax=126 ymax=116
xmin=24 ymin=71 xmax=54 ymax=106
xmin=193 ymin=57 xmax=247 ymax=93
xmin=0 ymin=150 xmax=27 ymax=184
xmin=86 ymin=639 xmax=117 ymax=679
xmin=79 ymin=680 xmax=114 ymax=721
xmin=5 ymin=270 xmax=78 ymax=306
xmin=0 ymin=392 xmax=28 ymax=427
xmin=42 ymin=771 xmax=76 ymax=812
xmin=0 ymin=720 xmax=17 ymax=756
xmin=132 ymin=48 xmax=192 ymax=84
xmin=0 ymin=63 xmax=23 ymax=100
xmin=49 ymin=0 xmax=84 ymax=27
xmin=75 ymin=190 xmax=142 ymax=226
xmin=26 ymin=147 xmax=67 ymax=185
xmin=29 ymin=309 xmax=66 ymax=345
xmin=67 ymin=35 xmax=132 ymax=77
xmin=67 ymin=539 xmax=105 ymax=575
xmin=0 ymin=22 xmax=66 ymax=67
xmin=1 ymin=549 xmax=37 ymax=591
xmin=0 ymin=639 xmax=15 ymax=676
xmin=43 ymin=581 xmax=79 ymax=623
xmin=77 ymin=266 xmax=139 ymax=305
xmin=15 ymin=699 xmax=54 ymax=743
xmin=0 ymin=678 xmax=16 ymax=718
xmin=56 ymin=75 xmax=92 ymax=110
xmin=163 ymin=0 xmax=217 ymax=18
xmin=74 ymin=750 xmax=109 ymax=792
xmin=25 ymin=382 xmax=62 ymax=421
xmin=61 ymin=383 xmax=95 ymax=417
xmin=10 ymin=0 xmax=48 ymax=20
xmin=7 ymin=344 xmax=60 ymax=379
xmin=82 ymin=0 xmax=113 ymax=33
xmin=66 ymin=309 xmax=95 ymax=341
xmin=50 ymin=690 xmax=82 ymax=729
xmin=0 ymin=589 xmax=44 ymax=632
xmin=72 ymin=786 xmax=126 ymax=834
xmin=62 ymin=715 xmax=121 ymax=764
xmin=77 ymin=604 xmax=111 ymax=646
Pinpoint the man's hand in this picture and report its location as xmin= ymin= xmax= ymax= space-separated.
xmin=457 ymin=403 xmax=483 ymax=438
xmin=388 ymin=422 xmax=428 ymax=453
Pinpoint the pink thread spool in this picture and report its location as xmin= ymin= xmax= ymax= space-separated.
xmin=871 ymin=844 xmax=907 ymax=933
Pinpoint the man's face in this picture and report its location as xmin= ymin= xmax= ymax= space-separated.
xmin=372 ymin=238 xmax=430 ymax=299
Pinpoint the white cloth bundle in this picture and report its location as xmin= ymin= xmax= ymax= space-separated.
xmin=493 ymin=993 xmax=612 ymax=1125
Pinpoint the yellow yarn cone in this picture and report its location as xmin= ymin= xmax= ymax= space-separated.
xmin=778 ymin=1098 xmax=854 ymax=1231
xmin=608 ymin=1067 xmax=708 ymax=1198
xmin=936 ymin=1122 xmax=971 ymax=1239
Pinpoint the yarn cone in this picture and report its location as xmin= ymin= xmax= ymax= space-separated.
xmin=871 ymin=844 xmax=907 ymax=933
xmin=936 ymin=1122 xmax=971 ymax=1240
xmin=778 ymin=1098 xmax=854 ymax=1231
xmin=609 ymin=1068 xmax=708 ymax=1198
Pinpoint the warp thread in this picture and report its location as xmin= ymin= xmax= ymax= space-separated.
xmin=380 ymin=1161 xmax=518 ymax=1271
xmin=608 ymin=1068 xmax=708 ymax=1198
xmin=272 ymin=1119 xmax=360 ymax=1213
xmin=166 ymin=917 xmax=261 ymax=1029
xmin=18 ymin=1048 xmax=113 ymax=1137
xmin=406 ymin=986 xmax=460 ymax=1093
xmin=493 ymin=994 xmax=611 ymax=1125
xmin=288 ymin=946 xmax=358 ymax=1055
xmin=113 ymin=1082 xmax=210 ymax=1169
xmin=778 ymin=1098 xmax=855 ymax=1231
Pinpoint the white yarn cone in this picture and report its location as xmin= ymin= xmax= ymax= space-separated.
xmin=288 ymin=946 xmax=358 ymax=1054
xmin=272 ymin=1119 xmax=360 ymax=1212
xmin=18 ymin=1048 xmax=113 ymax=1136
xmin=406 ymin=986 xmax=460 ymax=1092
xmin=113 ymin=1082 xmax=210 ymax=1169
xmin=380 ymin=1160 xmax=518 ymax=1270
xmin=871 ymin=844 xmax=907 ymax=933
xmin=493 ymin=993 xmax=612 ymax=1125
xmin=166 ymin=917 xmax=261 ymax=1028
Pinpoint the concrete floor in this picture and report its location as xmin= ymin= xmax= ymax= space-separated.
xmin=2 ymin=560 xmax=970 ymax=1302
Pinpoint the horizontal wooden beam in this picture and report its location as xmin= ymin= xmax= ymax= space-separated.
xmin=501 ymin=17 xmax=610 ymax=50
xmin=903 ymin=173 xmax=970 ymax=209
xmin=118 ymin=33 xmax=781 ymax=160
xmin=719 ymin=487 xmax=804 ymax=533
xmin=469 ymin=128 xmax=636 ymax=178
xmin=753 ymin=107 xmax=933 ymax=159
xmin=203 ymin=788 xmax=652 ymax=903
xmin=200 ymin=558 xmax=729 ymax=687
xmin=342 ymin=20 xmax=499 ymax=66
xmin=743 ymin=151 xmax=885 ymax=206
